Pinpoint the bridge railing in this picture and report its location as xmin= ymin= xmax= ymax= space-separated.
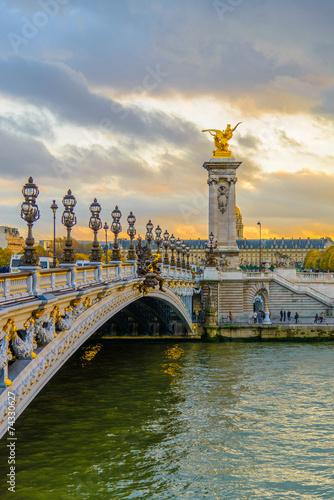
xmin=0 ymin=262 xmax=138 ymax=304
xmin=160 ymin=265 xmax=193 ymax=280
xmin=0 ymin=262 xmax=193 ymax=304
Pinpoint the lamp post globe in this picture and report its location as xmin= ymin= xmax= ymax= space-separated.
xmin=169 ymin=234 xmax=176 ymax=266
xmin=60 ymin=189 xmax=77 ymax=265
xmin=155 ymin=225 xmax=163 ymax=254
xmin=257 ymin=221 xmax=262 ymax=271
xmin=145 ymin=220 xmax=154 ymax=250
xmin=176 ymin=238 xmax=182 ymax=268
xmin=103 ymin=222 xmax=109 ymax=264
xmin=181 ymin=241 xmax=187 ymax=269
xmin=111 ymin=206 xmax=122 ymax=261
xmin=185 ymin=244 xmax=191 ymax=270
xmin=89 ymin=198 xmax=102 ymax=262
xmin=163 ymin=229 xmax=170 ymax=265
xmin=20 ymin=177 xmax=40 ymax=267
xmin=50 ymin=200 xmax=58 ymax=268
xmin=127 ymin=211 xmax=137 ymax=261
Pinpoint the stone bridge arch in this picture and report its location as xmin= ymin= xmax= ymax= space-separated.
xmin=0 ymin=283 xmax=194 ymax=439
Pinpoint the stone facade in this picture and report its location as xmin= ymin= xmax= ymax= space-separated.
xmin=0 ymin=226 xmax=25 ymax=252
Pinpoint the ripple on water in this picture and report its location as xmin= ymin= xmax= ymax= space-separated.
xmin=0 ymin=341 xmax=333 ymax=499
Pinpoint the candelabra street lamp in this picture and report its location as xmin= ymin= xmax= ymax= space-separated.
xmin=257 ymin=221 xmax=262 ymax=271
xmin=169 ymin=234 xmax=176 ymax=266
xmin=181 ymin=241 xmax=187 ymax=269
xmin=111 ymin=205 xmax=122 ymax=261
xmin=186 ymin=244 xmax=190 ymax=270
xmin=60 ymin=189 xmax=77 ymax=264
xmin=20 ymin=176 xmax=40 ymax=267
xmin=206 ymin=232 xmax=218 ymax=267
xmin=103 ymin=222 xmax=109 ymax=264
xmin=145 ymin=220 xmax=154 ymax=251
xmin=163 ymin=230 xmax=170 ymax=265
xmin=89 ymin=198 xmax=102 ymax=262
xmin=176 ymin=238 xmax=182 ymax=268
xmin=155 ymin=225 xmax=162 ymax=254
xmin=127 ymin=211 xmax=137 ymax=260
xmin=50 ymin=200 xmax=58 ymax=268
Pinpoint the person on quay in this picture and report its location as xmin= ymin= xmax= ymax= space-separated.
xmin=283 ymin=310 xmax=286 ymax=322
xmin=229 ymin=311 xmax=233 ymax=323
xmin=252 ymin=311 xmax=257 ymax=324
xmin=287 ymin=311 xmax=291 ymax=321
xmin=320 ymin=312 xmax=325 ymax=323
xmin=280 ymin=309 xmax=283 ymax=322
xmin=314 ymin=313 xmax=318 ymax=324
xmin=294 ymin=312 xmax=299 ymax=324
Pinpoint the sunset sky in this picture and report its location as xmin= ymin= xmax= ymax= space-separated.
xmin=1 ymin=0 xmax=334 ymax=242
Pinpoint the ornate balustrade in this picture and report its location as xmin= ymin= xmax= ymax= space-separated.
xmin=0 ymin=262 xmax=138 ymax=304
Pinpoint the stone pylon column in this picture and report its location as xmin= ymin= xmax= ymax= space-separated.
xmin=203 ymin=157 xmax=242 ymax=270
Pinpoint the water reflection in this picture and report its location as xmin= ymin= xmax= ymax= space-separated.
xmin=0 ymin=341 xmax=333 ymax=500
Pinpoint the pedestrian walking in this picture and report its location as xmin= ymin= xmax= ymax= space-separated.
xmin=294 ymin=312 xmax=299 ymax=324
xmin=314 ymin=313 xmax=318 ymax=324
xmin=320 ymin=312 xmax=325 ymax=323
xmin=280 ymin=309 xmax=283 ymax=322
xmin=229 ymin=311 xmax=233 ymax=323
xmin=287 ymin=311 xmax=291 ymax=321
xmin=283 ymin=310 xmax=286 ymax=322
xmin=252 ymin=311 xmax=257 ymax=324
xmin=257 ymin=310 xmax=263 ymax=324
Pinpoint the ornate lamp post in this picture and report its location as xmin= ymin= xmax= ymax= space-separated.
xmin=20 ymin=176 xmax=40 ymax=267
xmin=89 ymin=198 xmax=102 ymax=262
xmin=205 ymin=231 xmax=218 ymax=267
xmin=127 ymin=211 xmax=137 ymax=260
xmin=60 ymin=189 xmax=77 ymax=264
xmin=169 ymin=234 xmax=176 ymax=266
xmin=186 ymin=244 xmax=190 ymax=270
xmin=257 ymin=221 xmax=262 ymax=271
xmin=176 ymin=238 xmax=182 ymax=268
xmin=145 ymin=220 xmax=154 ymax=250
xmin=163 ymin=230 xmax=169 ymax=265
xmin=103 ymin=222 xmax=109 ymax=264
xmin=50 ymin=200 xmax=58 ymax=268
xmin=111 ymin=205 xmax=122 ymax=261
xmin=181 ymin=241 xmax=187 ymax=269
xmin=155 ymin=225 xmax=163 ymax=254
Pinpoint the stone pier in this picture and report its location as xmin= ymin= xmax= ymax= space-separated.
xmin=203 ymin=156 xmax=242 ymax=270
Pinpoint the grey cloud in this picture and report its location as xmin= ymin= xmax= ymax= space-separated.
xmin=0 ymin=127 xmax=56 ymax=179
xmin=0 ymin=56 xmax=205 ymax=147
xmin=0 ymin=111 xmax=55 ymax=140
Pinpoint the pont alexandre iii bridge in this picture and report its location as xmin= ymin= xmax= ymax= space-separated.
xmin=0 ymin=261 xmax=197 ymax=438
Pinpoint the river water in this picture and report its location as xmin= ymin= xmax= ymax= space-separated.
xmin=0 ymin=340 xmax=333 ymax=499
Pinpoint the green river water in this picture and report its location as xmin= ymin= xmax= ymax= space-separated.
xmin=0 ymin=340 xmax=333 ymax=499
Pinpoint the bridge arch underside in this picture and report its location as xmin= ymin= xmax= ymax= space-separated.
xmin=100 ymin=295 xmax=191 ymax=337
xmin=0 ymin=286 xmax=193 ymax=438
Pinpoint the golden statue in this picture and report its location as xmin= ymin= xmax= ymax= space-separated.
xmin=202 ymin=123 xmax=242 ymax=157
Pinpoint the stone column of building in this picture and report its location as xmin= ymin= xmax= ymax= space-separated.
xmin=203 ymin=157 xmax=242 ymax=270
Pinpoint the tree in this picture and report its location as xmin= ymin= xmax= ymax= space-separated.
xmin=35 ymin=245 xmax=52 ymax=258
xmin=319 ymin=245 xmax=334 ymax=271
xmin=327 ymin=250 xmax=334 ymax=272
xmin=75 ymin=253 xmax=89 ymax=261
xmin=0 ymin=248 xmax=13 ymax=267
xmin=304 ymin=249 xmax=321 ymax=269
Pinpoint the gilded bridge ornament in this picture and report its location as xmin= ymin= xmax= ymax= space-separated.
xmin=202 ymin=123 xmax=242 ymax=157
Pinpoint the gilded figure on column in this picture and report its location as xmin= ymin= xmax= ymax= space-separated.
xmin=202 ymin=122 xmax=242 ymax=157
